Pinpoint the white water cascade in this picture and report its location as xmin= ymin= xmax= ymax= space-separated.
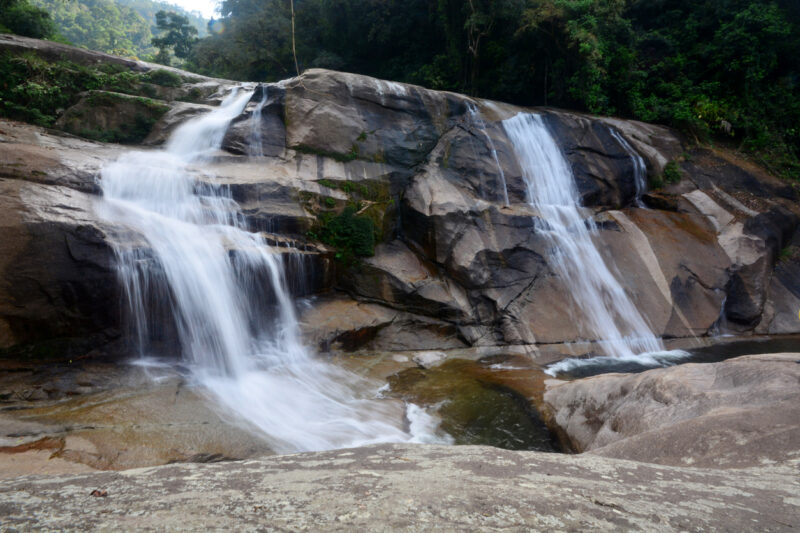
xmin=98 ymin=87 xmax=445 ymax=453
xmin=502 ymin=113 xmax=681 ymax=373
xmin=247 ymin=87 xmax=269 ymax=158
xmin=608 ymin=127 xmax=647 ymax=207
xmin=467 ymin=103 xmax=510 ymax=206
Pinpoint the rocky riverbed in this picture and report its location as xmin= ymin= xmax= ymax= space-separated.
xmin=1 ymin=35 xmax=799 ymax=530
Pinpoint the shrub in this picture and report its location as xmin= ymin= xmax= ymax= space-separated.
xmin=316 ymin=206 xmax=375 ymax=259
xmin=144 ymin=69 xmax=183 ymax=87
xmin=0 ymin=1 xmax=57 ymax=39
xmin=662 ymin=161 xmax=682 ymax=184
xmin=0 ymin=51 xmax=167 ymax=128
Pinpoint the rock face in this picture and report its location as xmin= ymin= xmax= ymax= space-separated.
xmin=1 ymin=442 xmax=798 ymax=531
xmin=543 ymin=353 xmax=800 ymax=468
xmin=1 ymin=36 xmax=799 ymax=359
xmin=0 ymin=178 xmax=119 ymax=352
xmin=0 ymin=123 xmax=124 ymax=351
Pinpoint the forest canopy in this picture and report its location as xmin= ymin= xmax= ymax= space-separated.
xmin=184 ymin=0 xmax=800 ymax=180
xmin=1 ymin=0 xmax=797 ymax=179
xmin=21 ymin=0 xmax=208 ymax=58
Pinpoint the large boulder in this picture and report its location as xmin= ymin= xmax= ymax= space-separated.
xmin=55 ymin=91 xmax=170 ymax=144
xmin=283 ymin=69 xmax=469 ymax=168
xmin=0 ymin=178 xmax=118 ymax=352
xmin=543 ymin=353 xmax=800 ymax=468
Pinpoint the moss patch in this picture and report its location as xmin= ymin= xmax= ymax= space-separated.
xmin=58 ymin=90 xmax=169 ymax=144
xmin=143 ymin=69 xmax=183 ymax=87
xmin=0 ymin=50 xmax=175 ymax=128
xmin=310 ymin=206 xmax=375 ymax=260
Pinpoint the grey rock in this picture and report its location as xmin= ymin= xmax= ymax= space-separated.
xmin=55 ymin=91 xmax=170 ymax=144
xmin=0 ymin=178 xmax=119 ymax=350
xmin=0 ymin=442 xmax=798 ymax=531
xmin=222 ymin=84 xmax=287 ymax=157
xmin=283 ymin=69 xmax=469 ymax=167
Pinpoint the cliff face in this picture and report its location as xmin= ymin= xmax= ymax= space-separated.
xmin=1 ymin=37 xmax=799 ymax=360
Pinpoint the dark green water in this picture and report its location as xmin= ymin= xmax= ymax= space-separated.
xmin=387 ymin=358 xmax=561 ymax=453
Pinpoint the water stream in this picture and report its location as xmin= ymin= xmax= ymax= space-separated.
xmin=608 ymin=127 xmax=647 ymax=207
xmin=247 ymin=87 xmax=269 ymax=158
xmin=502 ymin=113 xmax=681 ymax=373
xmin=467 ymin=103 xmax=510 ymax=206
xmin=98 ymin=87 xmax=445 ymax=453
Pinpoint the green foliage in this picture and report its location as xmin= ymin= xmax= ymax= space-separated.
xmin=0 ymin=51 xmax=164 ymax=127
xmin=28 ymin=0 xmax=208 ymax=59
xmin=183 ymin=0 xmax=799 ymax=181
xmin=316 ymin=206 xmax=375 ymax=260
xmin=116 ymin=0 xmax=208 ymax=38
xmin=151 ymin=10 xmax=199 ymax=65
xmin=144 ymin=68 xmax=183 ymax=87
xmin=0 ymin=0 xmax=57 ymax=39
xmin=28 ymin=0 xmax=151 ymax=57
xmin=662 ymin=161 xmax=682 ymax=184
xmin=648 ymin=174 xmax=663 ymax=191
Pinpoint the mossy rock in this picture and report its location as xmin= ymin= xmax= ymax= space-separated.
xmin=143 ymin=69 xmax=184 ymax=88
xmin=55 ymin=90 xmax=170 ymax=144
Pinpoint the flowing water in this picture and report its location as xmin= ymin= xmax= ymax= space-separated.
xmin=502 ymin=113 xmax=682 ymax=373
xmin=467 ymin=103 xmax=510 ymax=206
xmin=551 ymin=336 xmax=800 ymax=379
xmin=98 ymin=87 xmax=446 ymax=453
xmin=247 ymin=87 xmax=269 ymax=158
xmin=608 ymin=127 xmax=647 ymax=207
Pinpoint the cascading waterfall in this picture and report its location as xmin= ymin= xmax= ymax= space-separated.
xmin=502 ymin=113 xmax=682 ymax=374
xmin=98 ymin=86 xmax=446 ymax=453
xmin=467 ymin=103 xmax=510 ymax=206
xmin=608 ymin=127 xmax=647 ymax=207
xmin=247 ymin=87 xmax=269 ymax=158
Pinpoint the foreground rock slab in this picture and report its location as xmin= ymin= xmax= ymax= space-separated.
xmin=1 ymin=443 xmax=798 ymax=531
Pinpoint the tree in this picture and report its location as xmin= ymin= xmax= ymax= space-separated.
xmin=151 ymin=10 xmax=198 ymax=65
xmin=0 ymin=0 xmax=57 ymax=39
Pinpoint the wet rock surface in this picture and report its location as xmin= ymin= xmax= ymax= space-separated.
xmin=0 ymin=359 xmax=273 ymax=474
xmin=1 ymin=442 xmax=798 ymax=532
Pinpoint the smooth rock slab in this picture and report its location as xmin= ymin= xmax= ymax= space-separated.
xmin=544 ymin=353 xmax=800 ymax=468
xmin=1 ymin=443 xmax=798 ymax=531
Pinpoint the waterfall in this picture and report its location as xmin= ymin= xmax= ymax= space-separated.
xmin=98 ymin=87 xmax=446 ymax=453
xmin=502 ymin=113 xmax=669 ymax=370
xmin=247 ymin=86 xmax=269 ymax=158
xmin=467 ymin=103 xmax=510 ymax=206
xmin=608 ymin=127 xmax=647 ymax=207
